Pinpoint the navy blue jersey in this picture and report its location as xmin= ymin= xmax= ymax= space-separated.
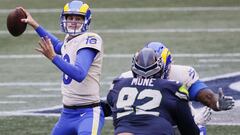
xmin=107 ymin=77 xmax=199 ymax=135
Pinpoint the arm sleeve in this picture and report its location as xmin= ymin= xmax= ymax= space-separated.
xmin=175 ymin=100 xmax=200 ymax=135
xmin=35 ymin=26 xmax=63 ymax=54
xmin=52 ymin=48 xmax=98 ymax=82
xmin=107 ymin=91 xmax=114 ymax=107
xmin=189 ymin=80 xmax=208 ymax=101
xmin=107 ymin=84 xmax=119 ymax=108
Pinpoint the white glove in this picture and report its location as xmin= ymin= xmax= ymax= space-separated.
xmin=189 ymin=103 xmax=212 ymax=125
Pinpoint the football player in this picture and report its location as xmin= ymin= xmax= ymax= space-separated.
xmin=20 ymin=1 xmax=104 ymax=135
xmin=107 ymin=48 xmax=200 ymax=135
xmin=118 ymin=42 xmax=235 ymax=135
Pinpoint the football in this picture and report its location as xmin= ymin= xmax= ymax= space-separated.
xmin=7 ymin=8 xmax=27 ymax=37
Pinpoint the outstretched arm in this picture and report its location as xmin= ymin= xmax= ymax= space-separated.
xmin=197 ymin=88 xmax=219 ymax=110
xmin=197 ymin=87 xmax=234 ymax=111
xmin=19 ymin=7 xmax=63 ymax=54
xmin=189 ymin=80 xmax=234 ymax=111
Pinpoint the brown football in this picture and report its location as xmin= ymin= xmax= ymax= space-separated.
xmin=7 ymin=8 xmax=27 ymax=37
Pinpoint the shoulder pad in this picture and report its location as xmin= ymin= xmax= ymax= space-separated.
xmin=108 ymin=77 xmax=124 ymax=91
xmin=112 ymin=77 xmax=121 ymax=84
xmin=169 ymin=65 xmax=200 ymax=88
xmin=77 ymin=32 xmax=102 ymax=51
xmin=119 ymin=71 xmax=133 ymax=78
xmin=187 ymin=66 xmax=197 ymax=80
xmin=83 ymin=32 xmax=102 ymax=41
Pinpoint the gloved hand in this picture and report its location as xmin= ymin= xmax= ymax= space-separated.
xmin=193 ymin=106 xmax=212 ymax=125
xmin=100 ymin=99 xmax=112 ymax=117
xmin=216 ymin=88 xmax=235 ymax=111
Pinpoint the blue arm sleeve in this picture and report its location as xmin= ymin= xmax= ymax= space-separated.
xmin=35 ymin=26 xmax=63 ymax=55
xmin=189 ymin=80 xmax=208 ymax=101
xmin=52 ymin=48 xmax=98 ymax=82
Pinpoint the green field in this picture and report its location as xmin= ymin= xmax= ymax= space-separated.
xmin=0 ymin=0 xmax=240 ymax=134
xmin=0 ymin=116 xmax=240 ymax=135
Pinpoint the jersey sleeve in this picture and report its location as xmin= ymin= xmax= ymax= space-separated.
xmin=77 ymin=32 xmax=103 ymax=52
xmin=119 ymin=71 xmax=133 ymax=78
xmin=175 ymin=84 xmax=189 ymax=100
xmin=107 ymin=78 xmax=122 ymax=107
xmin=188 ymin=80 xmax=208 ymax=101
xmin=107 ymin=86 xmax=118 ymax=107
xmin=165 ymin=80 xmax=189 ymax=101
xmin=169 ymin=65 xmax=209 ymax=101
xmin=169 ymin=65 xmax=199 ymax=89
xmin=185 ymin=66 xmax=200 ymax=88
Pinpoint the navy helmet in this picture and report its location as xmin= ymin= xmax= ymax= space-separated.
xmin=144 ymin=42 xmax=172 ymax=79
xmin=131 ymin=48 xmax=164 ymax=78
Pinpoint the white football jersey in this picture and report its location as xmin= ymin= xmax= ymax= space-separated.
xmin=119 ymin=64 xmax=199 ymax=90
xmin=167 ymin=65 xmax=199 ymax=89
xmin=61 ymin=32 xmax=103 ymax=106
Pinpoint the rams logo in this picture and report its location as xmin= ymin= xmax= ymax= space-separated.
xmin=188 ymin=68 xmax=196 ymax=79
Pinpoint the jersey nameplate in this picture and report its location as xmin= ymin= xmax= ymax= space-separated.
xmin=131 ymin=78 xmax=156 ymax=86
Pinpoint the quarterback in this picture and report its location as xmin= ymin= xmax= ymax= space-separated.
xmin=21 ymin=1 xmax=104 ymax=135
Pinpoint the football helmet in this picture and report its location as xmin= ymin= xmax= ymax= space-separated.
xmin=131 ymin=48 xmax=164 ymax=78
xmin=60 ymin=0 xmax=91 ymax=35
xmin=144 ymin=42 xmax=172 ymax=79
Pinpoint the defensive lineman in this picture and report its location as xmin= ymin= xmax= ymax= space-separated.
xmin=107 ymin=48 xmax=200 ymax=135
xmin=118 ymin=42 xmax=234 ymax=134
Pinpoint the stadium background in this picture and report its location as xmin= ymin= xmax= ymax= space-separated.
xmin=0 ymin=0 xmax=240 ymax=134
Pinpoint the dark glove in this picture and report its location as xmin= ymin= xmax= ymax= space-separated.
xmin=216 ymin=88 xmax=235 ymax=111
xmin=100 ymin=100 xmax=112 ymax=117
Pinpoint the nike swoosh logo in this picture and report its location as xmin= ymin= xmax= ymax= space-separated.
xmin=80 ymin=113 xmax=86 ymax=117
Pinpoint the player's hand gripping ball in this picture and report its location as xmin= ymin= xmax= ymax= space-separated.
xmin=7 ymin=8 xmax=27 ymax=37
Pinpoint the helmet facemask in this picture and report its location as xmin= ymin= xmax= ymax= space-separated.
xmin=144 ymin=42 xmax=173 ymax=79
xmin=60 ymin=1 xmax=91 ymax=35
xmin=131 ymin=48 xmax=165 ymax=79
xmin=61 ymin=14 xmax=84 ymax=36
